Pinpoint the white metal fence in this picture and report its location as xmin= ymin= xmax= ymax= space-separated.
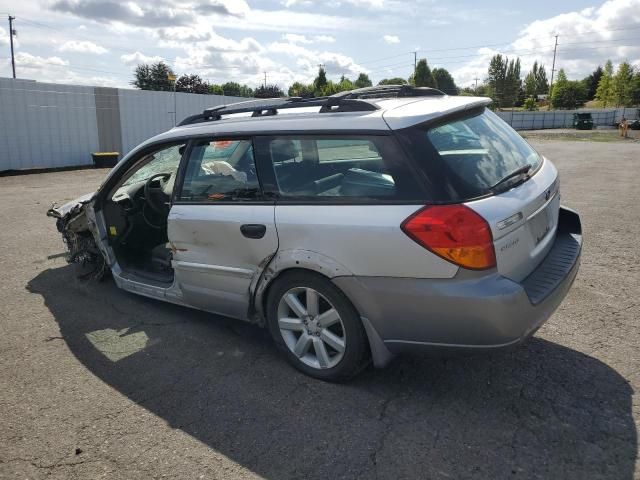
xmin=496 ymin=107 xmax=639 ymax=130
xmin=0 ymin=77 xmax=245 ymax=171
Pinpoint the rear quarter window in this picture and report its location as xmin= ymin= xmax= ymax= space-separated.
xmin=255 ymin=135 xmax=427 ymax=202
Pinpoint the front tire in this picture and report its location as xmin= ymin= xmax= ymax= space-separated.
xmin=266 ymin=271 xmax=370 ymax=382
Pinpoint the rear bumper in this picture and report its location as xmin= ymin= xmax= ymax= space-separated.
xmin=334 ymin=206 xmax=582 ymax=365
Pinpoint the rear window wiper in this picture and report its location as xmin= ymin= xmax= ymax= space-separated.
xmin=489 ymin=164 xmax=532 ymax=192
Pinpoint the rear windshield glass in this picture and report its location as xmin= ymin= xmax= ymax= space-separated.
xmin=400 ymin=109 xmax=542 ymax=201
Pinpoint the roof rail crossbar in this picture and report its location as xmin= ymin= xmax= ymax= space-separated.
xmin=177 ymin=96 xmax=378 ymax=126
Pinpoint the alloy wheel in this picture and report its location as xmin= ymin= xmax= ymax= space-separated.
xmin=277 ymin=287 xmax=346 ymax=369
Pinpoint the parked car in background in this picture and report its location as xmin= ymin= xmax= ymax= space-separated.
xmin=48 ymin=85 xmax=582 ymax=381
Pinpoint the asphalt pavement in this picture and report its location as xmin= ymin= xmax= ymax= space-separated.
xmin=0 ymin=139 xmax=638 ymax=479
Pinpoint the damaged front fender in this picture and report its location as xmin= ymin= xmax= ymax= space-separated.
xmin=47 ymin=193 xmax=107 ymax=280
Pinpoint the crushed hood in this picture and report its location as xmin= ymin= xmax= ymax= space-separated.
xmin=47 ymin=192 xmax=95 ymax=220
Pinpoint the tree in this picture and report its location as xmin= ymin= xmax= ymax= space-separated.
xmin=550 ymin=70 xmax=587 ymax=109
xmin=524 ymin=97 xmax=538 ymax=111
xmin=288 ymin=81 xmax=315 ymax=98
xmin=132 ymin=61 xmax=175 ymax=91
xmin=611 ymin=62 xmax=634 ymax=106
xmin=337 ymin=76 xmax=354 ymax=92
xmin=487 ymin=54 xmax=521 ymax=107
xmin=582 ymin=66 xmax=603 ymax=101
xmin=354 ymin=73 xmax=372 ymax=88
xmin=524 ymin=61 xmax=549 ymax=98
xmin=314 ymin=66 xmax=328 ymax=94
xmin=175 ymin=74 xmax=210 ymax=94
xmin=414 ymin=59 xmax=436 ymax=88
xmin=209 ymin=84 xmax=224 ymax=95
xmin=254 ymin=84 xmax=284 ymax=98
xmin=431 ymin=67 xmax=458 ymax=95
xmin=378 ymin=77 xmax=407 ymax=85
xmin=632 ymin=72 xmax=640 ymax=106
xmin=504 ymin=57 xmax=521 ymax=106
xmin=221 ymin=82 xmax=253 ymax=97
xmin=595 ymin=60 xmax=614 ymax=107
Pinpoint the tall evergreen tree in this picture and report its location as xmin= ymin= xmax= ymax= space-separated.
xmin=583 ymin=66 xmax=603 ymax=101
xmin=414 ymin=59 xmax=436 ymax=88
xmin=524 ymin=61 xmax=549 ymax=97
xmin=487 ymin=54 xmax=521 ymax=107
xmin=431 ymin=68 xmax=458 ymax=95
xmin=595 ymin=60 xmax=614 ymax=107
xmin=550 ymin=69 xmax=586 ymax=109
xmin=611 ymin=62 xmax=634 ymax=106
xmin=314 ymin=66 xmax=328 ymax=94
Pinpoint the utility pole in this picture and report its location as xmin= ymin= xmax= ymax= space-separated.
xmin=474 ymin=77 xmax=479 ymax=94
xmin=8 ymin=15 xmax=16 ymax=79
xmin=412 ymin=51 xmax=417 ymax=83
xmin=263 ymin=71 xmax=267 ymax=88
xmin=549 ymin=34 xmax=558 ymax=96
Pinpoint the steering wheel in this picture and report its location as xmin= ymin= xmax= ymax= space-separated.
xmin=144 ymin=173 xmax=171 ymax=214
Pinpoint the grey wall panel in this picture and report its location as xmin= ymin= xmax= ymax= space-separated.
xmin=94 ymin=87 xmax=123 ymax=154
xmin=0 ymin=78 xmax=100 ymax=170
xmin=117 ymin=89 xmax=245 ymax=156
xmin=0 ymin=78 xmax=246 ymax=171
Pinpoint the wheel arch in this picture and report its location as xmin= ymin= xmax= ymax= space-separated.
xmin=252 ymin=249 xmax=353 ymax=319
xmin=251 ymin=249 xmax=395 ymax=368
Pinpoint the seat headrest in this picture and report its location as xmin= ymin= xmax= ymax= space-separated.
xmin=270 ymin=139 xmax=299 ymax=162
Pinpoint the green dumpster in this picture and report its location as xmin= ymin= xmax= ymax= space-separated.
xmin=572 ymin=113 xmax=593 ymax=130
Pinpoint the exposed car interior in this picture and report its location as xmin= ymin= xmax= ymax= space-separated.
xmin=267 ymin=138 xmax=397 ymax=198
xmin=102 ymin=140 xmax=260 ymax=283
xmin=102 ymin=144 xmax=185 ymax=284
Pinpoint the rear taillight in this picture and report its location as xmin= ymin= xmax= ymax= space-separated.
xmin=401 ymin=205 xmax=496 ymax=270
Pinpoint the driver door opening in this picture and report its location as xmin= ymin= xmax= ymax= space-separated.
xmin=102 ymin=142 xmax=185 ymax=284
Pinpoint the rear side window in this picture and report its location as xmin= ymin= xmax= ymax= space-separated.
xmin=256 ymin=135 xmax=425 ymax=201
xmin=399 ymin=109 xmax=542 ymax=201
xmin=178 ymin=139 xmax=260 ymax=202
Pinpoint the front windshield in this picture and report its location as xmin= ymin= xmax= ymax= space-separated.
xmin=419 ymin=109 xmax=542 ymax=199
xmin=121 ymin=144 xmax=184 ymax=187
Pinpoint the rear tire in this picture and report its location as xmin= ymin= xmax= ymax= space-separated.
xmin=266 ymin=271 xmax=370 ymax=382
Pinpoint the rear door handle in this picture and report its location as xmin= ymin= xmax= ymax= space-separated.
xmin=240 ymin=224 xmax=267 ymax=239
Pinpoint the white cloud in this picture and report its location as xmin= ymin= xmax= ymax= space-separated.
xmin=282 ymin=33 xmax=312 ymax=44
xmin=1 ymin=51 xmax=122 ymax=87
xmin=0 ymin=27 xmax=8 ymax=46
xmin=59 ymin=40 xmax=108 ymax=54
xmin=156 ymin=26 xmax=212 ymax=43
xmin=450 ymin=0 xmax=640 ymax=87
xmin=282 ymin=33 xmax=337 ymax=44
xmin=383 ymin=34 xmax=400 ymax=44
xmin=314 ymin=35 xmax=335 ymax=43
xmin=14 ymin=52 xmax=69 ymax=69
xmin=120 ymin=51 xmax=165 ymax=66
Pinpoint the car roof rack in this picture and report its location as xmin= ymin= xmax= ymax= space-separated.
xmin=177 ymin=85 xmax=445 ymax=126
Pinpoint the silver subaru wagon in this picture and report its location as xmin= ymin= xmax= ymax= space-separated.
xmin=48 ymin=85 xmax=582 ymax=381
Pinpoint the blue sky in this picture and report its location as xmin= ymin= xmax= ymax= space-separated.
xmin=0 ymin=0 xmax=639 ymax=90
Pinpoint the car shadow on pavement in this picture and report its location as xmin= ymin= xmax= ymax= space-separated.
xmin=28 ymin=265 xmax=637 ymax=480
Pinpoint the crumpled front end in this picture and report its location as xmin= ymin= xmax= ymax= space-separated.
xmin=47 ymin=193 xmax=108 ymax=280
